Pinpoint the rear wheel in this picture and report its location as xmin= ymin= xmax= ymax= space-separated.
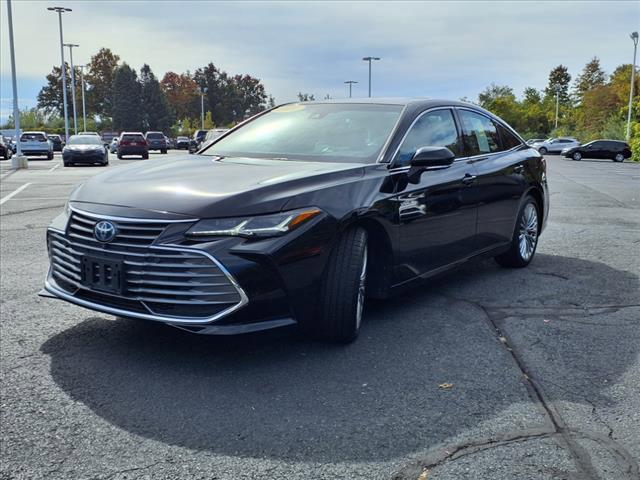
xmin=314 ymin=227 xmax=368 ymax=343
xmin=495 ymin=195 xmax=539 ymax=268
xmin=614 ymin=153 xmax=625 ymax=162
xmin=117 ymin=153 xmax=122 ymax=159
xmin=47 ymin=152 xmax=54 ymax=160
xmin=142 ymin=153 xmax=149 ymax=160
xmin=161 ymin=149 xmax=167 ymax=154
xmin=572 ymin=152 xmax=582 ymax=161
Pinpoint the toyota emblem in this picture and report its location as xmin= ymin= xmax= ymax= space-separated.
xmin=94 ymin=220 xmax=117 ymax=242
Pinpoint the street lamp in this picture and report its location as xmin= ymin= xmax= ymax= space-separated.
xmin=362 ymin=56 xmax=380 ymax=98
xmin=344 ymin=80 xmax=358 ymax=98
xmin=64 ymin=43 xmax=79 ymax=135
xmin=554 ymin=84 xmax=561 ymax=130
xmin=6 ymin=0 xmax=27 ymax=169
xmin=78 ymin=64 xmax=88 ymax=132
xmin=47 ymin=6 xmax=72 ymax=142
xmin=199 ymin=86 xmax=208 ymax=130
xmin=626 ymin=31 xmax=639 ymax=141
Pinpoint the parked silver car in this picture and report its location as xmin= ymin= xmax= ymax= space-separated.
xmin=531 ymin=137 xmax=580 ymax=155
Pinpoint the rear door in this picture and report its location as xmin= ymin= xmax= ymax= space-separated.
xmin=393 ymin=108 xmax=479 ymax=277
xmin=457 ymin=108 xmax=528 ymax=251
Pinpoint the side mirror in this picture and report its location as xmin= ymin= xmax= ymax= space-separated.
xmin=410 ymin=146 xmax=455 ymax=169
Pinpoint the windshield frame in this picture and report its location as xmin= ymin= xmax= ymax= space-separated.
xmin=200 ymin=102 xmax=406 ymax=164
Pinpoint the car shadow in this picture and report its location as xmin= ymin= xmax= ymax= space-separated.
xmin=40 ymin=254 xmax=638 ymax=462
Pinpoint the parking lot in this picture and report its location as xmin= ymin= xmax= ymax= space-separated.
xmin=0 ymin=153 xmax=638 ymax=479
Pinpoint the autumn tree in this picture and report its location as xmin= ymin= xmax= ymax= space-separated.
xmin=573 ymin=57 xmax=606 ymax=103
xmin=161 ymin=71 xmax=199 ymax=120
xmin=85 ymin=48 xmax=120 ymax=119
xmin=112 ymin=64 xmax=142 ymax=131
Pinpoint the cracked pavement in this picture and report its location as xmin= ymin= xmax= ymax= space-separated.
xmin=1 ymin=154 xmax=639 ymax=479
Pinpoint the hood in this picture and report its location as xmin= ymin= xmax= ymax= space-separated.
xmin=70 ymin=155 xmax=365 ymax=218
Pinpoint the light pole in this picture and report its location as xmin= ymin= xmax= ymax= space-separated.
xmin=6 ymin=0 xmax=27 ymax=169
xmin=78 ymin=64 xmax=88 ymax=132
xmin=64 ymin=43 xmax=79 ymax=134
xmin=344 ymin=80 xmax=358 ymax=98
xmin=362 ymin=56 xmax=380 ymax=98
xmin=626 ymin=31 xmax=639 ymax=141
xmin=48 ymin=6 xmax=72 ymax=142
xmin=554 ymin=84 xmax=561 ymax=130
xmin=199 ymin=86 xmax=207 ymax=130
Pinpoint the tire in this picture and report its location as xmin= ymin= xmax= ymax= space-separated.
xmin=117 ymin=153 xmax=122 ymax=159
xmin=64 ymin=161 xmax=72 ymax=167
xmin=47 ymin=152 xmax=54 ymax=160
xmin=538 ymin=147 xmax=547 ymax=155
xmin=495 ymin=195 xmax=540 ymax=268
xmin=142 ymin=153 xmax=149 ymax=160
xmin=314 ymin=227 xmax=368 ymax=343
xmin=572 ymin=152 xmax=582 ymax=161
xmin=614 ymin=153 xmax=625 ymax=162
xmin=161 ymin=149 xmax=167 ymax=154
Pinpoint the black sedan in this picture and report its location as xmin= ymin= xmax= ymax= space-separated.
xmin=62 ymin=135 xmax=109 ymax=167
xmin=43 ymin=99 xmax=548 ymax=343
xmin=48 ymin=134 xmax=65 ymax=152
xmin=562 ymin=139 xmax=631 ymax=162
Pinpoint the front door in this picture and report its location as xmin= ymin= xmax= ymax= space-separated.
xmin=392 ymin=108 xmax=478 ymax=281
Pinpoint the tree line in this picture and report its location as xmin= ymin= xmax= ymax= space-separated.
xmin=17 ymin=47 xmax=271 ymax=135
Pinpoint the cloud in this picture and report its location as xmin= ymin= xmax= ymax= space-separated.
xmin=1 ymin=0 xmax=638 ymax=108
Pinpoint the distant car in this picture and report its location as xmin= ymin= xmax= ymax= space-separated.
xmin=526 ymin=138 xmax=546 ymax=146
xmin=145 ymin=131 xmax=168 ymax=154
xmin=7 ymin=136 xmax=17 ymax=153
xmin=189 ymin=129 xmax=208 ymax=153
xmin=63 ymin=134 xmax=109 ymax=167
xmin=562 ymin=139 xmax=631 ymax=162
xmin=176 ymin=136 xmax=190 ymax=150
xmin=48 ymin=134 xmax=64 ymax=152
xmin=117 ymin=132 xmax=149 ymax=159
xmin=0 ymin=136 xmax=13 ymax=160
xmin=19 ymin=131 xmax=53 ymax=159
xmin=164 ymin=136 xmax=173 ymax=149
xmin=109 ymin=138 xmax=119 ymax=154
xmin=199 ymin=128 xmax=229 ymax=149
xmin=531 ymin=137 xmax=580 ymax=155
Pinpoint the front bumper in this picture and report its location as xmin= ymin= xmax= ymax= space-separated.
xmin=118 ymin=147 xmax=148 ymax=155
xmin=43 ymin=206 xmax=335 ymax=334
xmin=64 ymin=151 xmax=105 ymax=163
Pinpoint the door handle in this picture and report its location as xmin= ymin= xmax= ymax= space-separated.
xmin=461 ymin=174 xmax=477 ymax=185
xmin=513 ymin=165 xmax=524 ymax=174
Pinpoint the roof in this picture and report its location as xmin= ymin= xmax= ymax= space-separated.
xmin=294 ymin=97 xmax=477 ymax=109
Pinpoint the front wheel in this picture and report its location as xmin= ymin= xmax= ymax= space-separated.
xmin=495 ymin=195 xmax=539 ymax=268
xmin=572 ymin=152 xmax=582 ymax=161
xmin=613 ymin=153 xmax=625 ymax=162
xmin=538 ymin=147 xmax=547 ymax=155
xmin=314 ymin=227 xmax=368 ymax=343
xmin=47 ymin=152 xmax=54 ymax=160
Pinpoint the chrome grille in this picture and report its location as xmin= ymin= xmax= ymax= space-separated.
xmin=47 ymin=217 xmax=244 ymax=321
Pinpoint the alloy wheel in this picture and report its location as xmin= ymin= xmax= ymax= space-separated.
xmin=518 ymin=203 xmax=538 ymax=261
xmin=355 ymin=245 xmax=368 ymax=329
xmin=573 ymin=152 xmax=582 ymax=161
xmin=615 ymin=153 xmax=624 ymax=162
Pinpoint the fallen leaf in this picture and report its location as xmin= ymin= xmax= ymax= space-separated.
xmin=418 ymin=469 xmax=429 ymax=480
xmin=543 ymin=319 xmax=551 ymax=324
xmin=438 ymin=383 xmax=454 ymax=390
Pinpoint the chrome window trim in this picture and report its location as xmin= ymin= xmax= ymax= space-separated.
xmin=45 ymin=231 xmax=249 ymax=325
xmin=385 ymin=106 xmax=460 ymax=167
xmin=455 ymin=106 xmax=525 ymax=154
xmin=69 ymin=205 xmax=198 ymax=223
xmin=376 ymin=104 xmax=409 ymax=163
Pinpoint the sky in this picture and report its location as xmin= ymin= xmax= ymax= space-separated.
xmin=1 ymin=0 xmax=639 ymax=123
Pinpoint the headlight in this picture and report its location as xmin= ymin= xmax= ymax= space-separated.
xmin=186 ymin=207 xmax=322 ymax=238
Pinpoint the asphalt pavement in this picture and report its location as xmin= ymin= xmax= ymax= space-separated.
xmin=1 ymin=152 xmax=638 ymax=479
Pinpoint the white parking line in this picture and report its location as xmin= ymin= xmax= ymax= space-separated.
xmin=48 ymin=163 xmax=60 ymax=173
xmin=0 ymin=183 xmax=32 ymax=205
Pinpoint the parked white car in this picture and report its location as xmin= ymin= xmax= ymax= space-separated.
xmin=531 ymin=137 xmax=580 ymax=155
xmin=19 ymin=131 xmax=53 ymax=159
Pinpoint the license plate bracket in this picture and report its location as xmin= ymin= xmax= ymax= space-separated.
xmin=81 ymin=256 xmax=124 ymax=294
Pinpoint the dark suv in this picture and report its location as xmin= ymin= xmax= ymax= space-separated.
xmin=562 ymin=139 xmax=632 ymax=162
xmin=48 ymin=134 xmax=64 ymax=152
xmin=117 ymin=132 xmax=149 ymax=159
xmin=145 ymin=131 xmax=168 ymax=154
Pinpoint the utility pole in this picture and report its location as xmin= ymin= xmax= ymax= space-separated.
xmin=48 ymin=6 xmax=72 ymax=142
xmin=626 ymin=31 xmax=639 ymax=141
xmin=64 ymin=43 xmax=79 ymax=134
xmin=199 ymin=86 xmax=207 ymax=130
xmin=6 ymin=0 xmax=27 ymax=168
xmin=78 ymin=64 xmax=88 ymax=132
xmin=344 ymin=80 xmax=358 ymax=98
xmin=362 ymin=57 xmax=380 ymax=98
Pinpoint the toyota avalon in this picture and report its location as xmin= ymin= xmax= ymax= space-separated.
xmin=43 ymin=99 xmax=548 ymax=342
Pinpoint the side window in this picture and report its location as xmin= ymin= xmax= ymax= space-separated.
xmin=394 ymin=109 xmax=460 ymax=166
xmin=458 ymin=110 xmax=500 ymax=156
xmin=496 ymin=124 xmax=522 ymax=150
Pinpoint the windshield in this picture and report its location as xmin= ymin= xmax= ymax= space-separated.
xmin=21 ymin=133 xmax=47 ymax=142
xmin=146 ymin=132 xmax=164 ymax=139
xmin=68 ymin=135 xmax=102 ymax=145
xmin=202 ymin=103 xmax=403 ymax=163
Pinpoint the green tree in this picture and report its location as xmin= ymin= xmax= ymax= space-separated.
xmin=522 ymin=87 xmax=542 ymax=105
xmin=85 ymin=48 xmax=120 ymax=119
xmin=297 ymin=92 xmax=315 ymax=101
xmin=36 ymin=63 xmax=80 ymax=118
xmin=544 ymin=65 xmax=572 ymax=105
xmin=112 ymin=64 xmax=142 ymax=131
xmin=140 ymin=64 xmax=173 ymax=132
xmin=573 ymin=57 xmax=606 ymax=103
